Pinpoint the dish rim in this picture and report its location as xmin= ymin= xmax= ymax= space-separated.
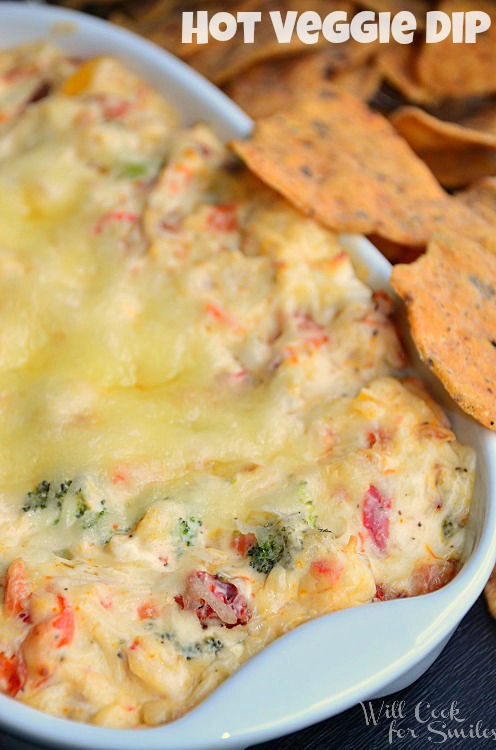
xmin=0 ymin=4 xmax=494 ymax=749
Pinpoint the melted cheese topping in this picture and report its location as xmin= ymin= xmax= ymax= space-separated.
xmin=0 ymin=44 xmax=475 ymax=728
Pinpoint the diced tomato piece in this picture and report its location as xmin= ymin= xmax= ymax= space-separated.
xmin=205 ymin=205 xmax=237 ymax=233
xmin=231 ymin=532 xmax=256 ymax=557
xmin=3 ymin=559 xmax=31 ymax=622
xmin=0 ymin=651 xmax=26 ymax=697
xmin=310 ymin=559 xmax=343 ymax=585
xmin=178 ymin=571 xmax=250 ymax=628
xmin=137 ymin=602 xmax=158 ymax=620
xmin=362 ymin=485 xmax=391 ymax=553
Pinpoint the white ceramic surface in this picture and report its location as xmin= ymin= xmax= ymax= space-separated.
xmin=0 ymin=5 xmax=495 ymax=749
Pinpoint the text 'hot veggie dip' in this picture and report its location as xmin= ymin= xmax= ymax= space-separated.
xmin=0 ymin=43 xmax=474 ymax=728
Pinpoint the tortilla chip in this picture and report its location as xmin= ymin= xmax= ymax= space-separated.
xmin=329 ymin=61 xmax=382 ymax=102
xmin=391 ymin=106 xmax=496 ymax=150
xmin=377 ymin=41 xmax=440 ymax=106
xmin=225 ymin=40 xmax=380 ymax=119
xmin=110 ymin=7 xmax=198 ymax=60
xmin=358 ymin=0 xmax=430 ymax=28
xmin=223 ymin=55 xmax=294 ymax=120
xmin=455 ymin=177 xmax=496 ymax=226
xmin=485 ymin=566 xmax=496 ymax=619
xmin=231 ymin=86 xmax=451 ymax=245
xmin=462 ymin=103 xmax=496 ymax=136
xmin=392 ymin=231 xmax=496 ymax=431
xmin=58 ymin=0 xmax=123 ymax=5
xmin=417 ymin=0 xmax=496 ymax=99
xmin=116 ymin=0 xmax=188 ymax=23
xmin=184 ymin=0 xmax=355 ymax=86
xmin=389 ymin=106 xmax=496 ymax=187
xmin=415 ymin=147 xmax=496 ymax=190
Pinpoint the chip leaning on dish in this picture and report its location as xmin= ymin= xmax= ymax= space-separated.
xmin=0 ymin=43 xmax=475 ymax=728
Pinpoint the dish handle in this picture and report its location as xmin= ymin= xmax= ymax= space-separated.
xmin=173 ymin=590 xmax=457 ymax=746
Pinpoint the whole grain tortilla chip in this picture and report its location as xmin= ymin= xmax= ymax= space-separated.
xmin=455 ymin=177 xmax=496 ymax=225
xmin=484 ymin=566 xmax=496 ymax=618
xmin=414 ymin=147 xmax=496 ymax=189
xmin=417 ymin=0 xmax=496 ymax=99
xmin=463 ymin=103 xmax=496 ymax=136
xmin=223 ymin=55 xmax=295 ymax=120
xmin=183 ymin=0 xmax=355 ymax=86
xmin=231 ymin=86 xmax=451 ymax=245
xmin=225 ymin=41 xmax=380 ymax=119
xmin=391 ymin=106 xmax=496 ymax=150
xmin=390 ymin=106 xmax=496 ymax=187
xmin=377 ymin=41 xmax=441 ymax=106
xmin=328 ymin=61 xmax=382 ymax=102
xmin=116 ymin=0 xmax=188 ymax=23
xmin=58 ymin=0 xmax=123 ymax=5
xmin=358 ymin=0 xmax=430 ymax=29
xmin=392 ymin=231 xmax=496 ymax=431
xmin=111 ymin=3 xmax=204 ymax=60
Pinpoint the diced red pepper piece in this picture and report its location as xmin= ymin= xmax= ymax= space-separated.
xmin=3 ymin=559 xmax=31 ymax=623
xmin=231 ymin=532 xmax=256 ymax=557
xmin=178 ymin=571 xmax=250 ymax=628
xmin=310 ymin=558 xmax=343 ymax=585
xmin=137 ymin=602 xmax=158 ymax=620
xmin=205 ymin=205 xmax=237 ymax=232
xmin=0 ymin=651 xmax=26 ymax=697
xmin=52 ymin=595 xmax=75 ymax=648
xmin=93 ymin=211 xmax=138 ymax=235
xmin=363 ymin=485 xmax=391 ymax=553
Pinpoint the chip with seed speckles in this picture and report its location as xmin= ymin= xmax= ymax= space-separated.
xmin=392 ymin=231 xmax=496 ymax=431
xmin=231 ymin=86 xmax=452 ymax=246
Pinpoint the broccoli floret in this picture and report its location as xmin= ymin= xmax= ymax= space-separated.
xmin=55 ymin=481 xmax=72 ymax=500
xmin=248 ymin=523 xmax=291 ymax=574
xmin=177 ymin=516 xmax=203 ymax=547
xmin=80 ymin=498 xmax=107 ymax=529
xmin=21 ymin=480 xmax=108 ymax=532
xmin=203 ymin=636 xmax=223 ymax=654
xmin=442 ymin=516 xmax=457 ymax=539
xmin=74 ymin=490 xmax=89 ymax=519
xmin=157 ymin=632 xmax=223 ymax=658
xmin=22 ymin=481 xmax=51 ymax=512
xmin=23 ymin=480 xmax=75 ymax=515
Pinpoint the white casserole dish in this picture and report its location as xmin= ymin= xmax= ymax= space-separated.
xmin=0 ymin=3 xmax=495 ymax=749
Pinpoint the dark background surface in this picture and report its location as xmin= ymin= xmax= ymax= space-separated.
xmin=0 ymin=595 xmax=493 ymax=750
